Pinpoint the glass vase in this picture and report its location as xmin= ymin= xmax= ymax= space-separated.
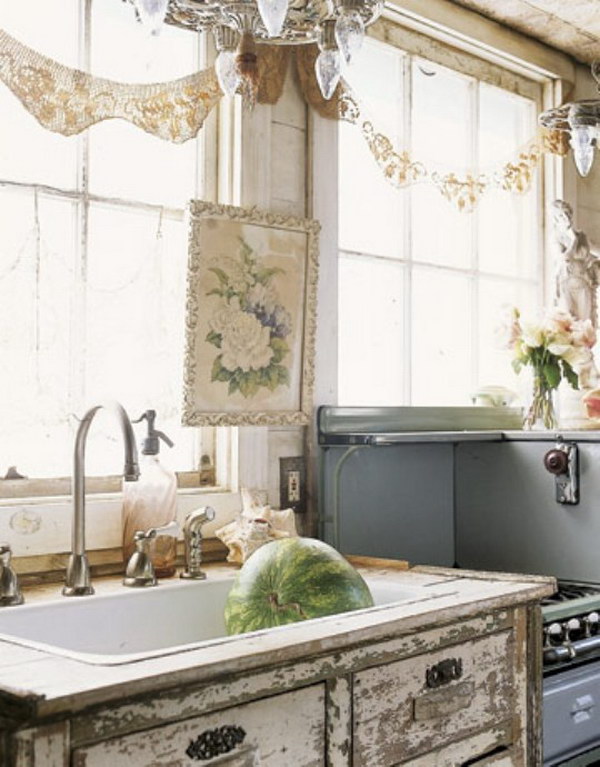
xmin=523 ymin=373 xmax=557 ymax=430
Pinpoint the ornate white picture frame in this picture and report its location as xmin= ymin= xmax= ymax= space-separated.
xmin=182 ymin=201 xmax=320 ymax=426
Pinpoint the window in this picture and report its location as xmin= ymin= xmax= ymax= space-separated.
xmin=338 ymin=33 xmax=544 ymax=406
xmin=0 ymin=0 xmax=225 ymax=492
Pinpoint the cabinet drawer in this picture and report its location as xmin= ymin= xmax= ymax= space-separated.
xmin=73 ymin=684 xmax=326 ymax=767
xmin=396 ymin=726 xmax=514 ymax=766
xmin=353 ymin=630 xmax=514 ymax=766
xmin=402 ymin=751 xmax=515 ymax=767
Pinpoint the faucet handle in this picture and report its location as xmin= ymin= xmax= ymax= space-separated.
xmin=148 ymin=520 xmax=180 ymax=540
xmin=0 ymin=543 xmax=24 ymax=607
xmin=123 ymin=521 xmax=180 ymax=588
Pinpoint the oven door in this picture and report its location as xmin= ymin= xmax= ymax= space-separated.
xmin=544 ymin=660 xmax=600 ymax=765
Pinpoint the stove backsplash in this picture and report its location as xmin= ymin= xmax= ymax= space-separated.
xmin=456 ymin=439 xmax=600 ymax=583
xmin=321 ymin=435 xmax=600 ymax=582
xmin=320 ymin=443 xmax=455 ymax=566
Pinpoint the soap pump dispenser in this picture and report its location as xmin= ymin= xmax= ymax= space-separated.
xmin=121 ymin=410 xmax=178 ymax=578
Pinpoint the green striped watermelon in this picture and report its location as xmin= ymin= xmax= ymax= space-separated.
xmin=224 ymin=537 xmax=374 ymax=635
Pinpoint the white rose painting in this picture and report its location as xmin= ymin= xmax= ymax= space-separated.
xmin=183 ymin=202 xmax=320 ymax=426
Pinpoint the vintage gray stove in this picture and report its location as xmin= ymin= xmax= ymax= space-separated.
xmin=542 ymin=583 xmax=600 ymax=765
xmin=318 ymin=407 xmax=600 ymax=767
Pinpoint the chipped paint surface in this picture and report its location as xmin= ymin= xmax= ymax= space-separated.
xmin=325 ymin=676 xmax=352 ymax=767
xmin=9 ymin=510 xmax=41 ymax=536
xmin=401 ymin=724 xmax=513 ymax=765
xmin=353 ymin=630 xmax=514 ymax=764
xmin=10 ymin=722 xmax=69 ymax=767
xmin=449 ymin=0 xmax=600 ymax=63
xmin=72 ymin=687 xmax=325 ymax=767
xmin=1 ymin=566 xmax=552 ymax=765
xmin=71 ymin=612 xmax=513 ymax=746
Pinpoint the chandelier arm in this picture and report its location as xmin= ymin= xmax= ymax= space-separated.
xmin=162 ymin=0 xmax=382 ymax=44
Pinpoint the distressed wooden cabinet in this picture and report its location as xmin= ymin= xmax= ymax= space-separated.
xmin=0 ymin=566 xmax=553 ymax=767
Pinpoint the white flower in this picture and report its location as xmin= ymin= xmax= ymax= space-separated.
xmin=220 ymin=309 xmax=274 ymax=372
xmin=547 ymin=332 xmax=573 ymax=357
xmin=563 ymin=345 xmax=593 ymax=372
xmin=208 ymin=301 xmax=238 ymax=335
xmin=521 ymin=322 xmax=544 ymax=349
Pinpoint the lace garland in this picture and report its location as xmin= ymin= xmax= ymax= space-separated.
xmin=0 ymin=28 xmax=221 ymax=143
xmin=0 ymin=27 xmax=569 ymax=209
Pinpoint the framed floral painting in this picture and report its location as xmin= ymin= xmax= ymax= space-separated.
xmin=182 ymin=201 xmax=320 ymax=426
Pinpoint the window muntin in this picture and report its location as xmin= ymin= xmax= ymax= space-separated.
xmin=0 ymin=1 xmax=219 ymax=489
xmin=338 ymin=35 xmax=543 ymax=406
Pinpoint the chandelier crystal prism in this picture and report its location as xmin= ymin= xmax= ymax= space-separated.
xmin=128 ymin=0 xmax=382 ymax=101
xmin=334 ymin=0 xmax=365 ymax=63
xmin=539 ymin=61 xmax=600 ymax=178
xmin=315 ymin=20 xmax=341 ymax=99
xmin=132 ymin=0 xmax=171 ymax=36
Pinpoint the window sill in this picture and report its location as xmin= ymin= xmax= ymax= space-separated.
xmin=0 ymin=487 xmax=242 ymax=560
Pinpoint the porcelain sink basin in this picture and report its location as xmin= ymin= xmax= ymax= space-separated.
xmin=0 ymin=575 xmax=425 ymax=665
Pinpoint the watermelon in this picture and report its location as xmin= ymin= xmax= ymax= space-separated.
xmin=224 ymin=537 xmax=374 ymax=635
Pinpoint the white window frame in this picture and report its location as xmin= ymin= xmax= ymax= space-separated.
xmin=312 ymin=2 xmax=572 ymax=408
xmin=0 ymin=3 xmax=247 ymax=564
xmin=339 ymin=28 xmax=546 ymax=405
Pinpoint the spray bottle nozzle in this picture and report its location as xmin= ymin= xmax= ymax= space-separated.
xmin=133 ymin=410 xmax=174 ymax=455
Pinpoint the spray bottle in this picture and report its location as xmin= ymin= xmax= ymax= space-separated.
xmin=121 ymin=410 xmax=178 ymax=578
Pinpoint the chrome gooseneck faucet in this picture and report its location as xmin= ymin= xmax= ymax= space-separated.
xmin=63 ymin=401 xmax=140 ymax=597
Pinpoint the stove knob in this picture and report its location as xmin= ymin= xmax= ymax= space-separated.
xmin=585 ymin=612 xmax=600 ymax=637
xmin=564 ymin=618 xmax=582 ymax=640
xmin=544 ymin=448 xmax=569 ymax=475
xmin=545 ymin=622 xmax=564 ymax=645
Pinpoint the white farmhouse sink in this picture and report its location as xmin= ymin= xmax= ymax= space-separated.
xmin=0 ymin=575 xmax=425 ymax=665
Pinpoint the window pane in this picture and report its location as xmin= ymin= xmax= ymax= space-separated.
xmin=411 ymin=268 xmax=472 ymax=405
xmin=88 ymin=120 xmax=198 ymax=206
xmin=412 ymin=59 xmax=472 ymax=168
xmin=478 ymin=84 xmax=539 ymax=279
xmin=0 ymin=0 xmax=80 ymax=65
xmin=339 ymin=255 xmax=405 ymax=405
xmin=479 ymin=83 xmax=533 ymax=166
xmin=339 ymin=39 xmax=404 ymax=259
xmin=0 ymin=2 xmax=79 ymax=188
xmin=84 ymin=203 xmax=196 ymax=476
xmin=411 ymin=185 xmax=472 ymax=268
xmin=411 ymin=60 xmax=473 ymax=268
xmin=88 ymin=0 xmax=201 ymax=206
xmin=90 ymin=0 xmax=200 ymax=82
xmin=0 ymin=190 xmax=76 ymax=478
xmin=478 ymin=190 xmax=540 ymax=279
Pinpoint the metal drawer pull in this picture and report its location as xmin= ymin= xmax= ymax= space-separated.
xmin=426 ymin=657 xmax=463 ymax=688
xmin=413 ymin=681 xmax=475 ymax=721
xmin=186 ymin=725 xmax=246 ymax=761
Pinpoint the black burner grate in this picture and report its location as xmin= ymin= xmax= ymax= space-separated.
xmin=542 ymin=582 xmax=600 ymax=606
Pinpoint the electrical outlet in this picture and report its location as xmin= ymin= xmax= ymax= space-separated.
xmin=288 ymin=470 xmax=301 ymax=502
xmin=279 ymin=456 xmax=306 ymax=513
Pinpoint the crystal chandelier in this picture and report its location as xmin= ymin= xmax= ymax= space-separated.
xmin=130 ymin=0 xmax=382 ymax=101
xmin=539 ymin=62 xmax=600 ymax=178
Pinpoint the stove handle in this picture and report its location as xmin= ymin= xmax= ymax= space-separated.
xmin=544 ymin=635 xmax=600 ymax=665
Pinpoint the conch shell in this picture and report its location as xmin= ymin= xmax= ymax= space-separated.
xmin=215 ymin=487 xmax=298 ymax=564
